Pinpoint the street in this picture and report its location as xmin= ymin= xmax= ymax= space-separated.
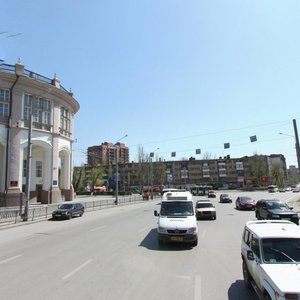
xmin=0 ymin=190 xmax=299 ymax=300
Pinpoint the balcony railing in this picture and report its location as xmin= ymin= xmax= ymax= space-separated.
xmin=0 ymin=63 xmax=70 ymax=94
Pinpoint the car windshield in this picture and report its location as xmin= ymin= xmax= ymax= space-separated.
xmin=262 ymin=238 xmax=300 ymax=263
xmin=59 ymin=204 xmax=74 ymax=209
xmin=266 ymin=201 xmax=289 ymax=210
xmin=196 ymin=203 xmax=213 ymax=208
xmin=222 ymin=194 xmax=229 ymax=198
xmin=160 ymin=201 xmax=194 ymax=217
xmin=240 ymin=197 xmax=252 ymax=202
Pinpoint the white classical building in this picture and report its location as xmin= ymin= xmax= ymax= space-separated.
xmin=0 ymin=60 xmax=79 ymax=206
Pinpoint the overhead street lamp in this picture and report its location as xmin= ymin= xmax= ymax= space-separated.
xmin=115 ymin=134 xmax=128 ymax=205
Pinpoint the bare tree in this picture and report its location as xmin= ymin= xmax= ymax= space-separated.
xmin=202 ymin=152 xmax=213 ymax=160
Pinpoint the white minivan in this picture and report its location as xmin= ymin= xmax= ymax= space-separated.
xmin=154 ymin=191 xmax=198 ymax=246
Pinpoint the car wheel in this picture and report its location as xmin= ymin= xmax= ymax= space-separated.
xmin=255 ymin=211 xmax=260 ymax=220
xmin=67 ymin=213 xmax=72 ymax=219
xmin=79 ymin=211 xmax=84 ymax=217
xmin=242 ymin=261 xmax=252 ymax=289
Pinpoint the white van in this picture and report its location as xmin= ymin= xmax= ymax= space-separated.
xmin=154 ymin=191 xmax=198 ymax=247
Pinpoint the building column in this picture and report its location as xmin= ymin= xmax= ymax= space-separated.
xmin=51 ymin=135 xmax=60 ymax=203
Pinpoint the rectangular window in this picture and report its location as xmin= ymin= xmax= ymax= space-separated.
xmin=0 ymin=89 xmax=10 ymax=117
xmin=23 ymin=94 xmax=33 ymax=122
xmin=203 ymin=170 xmax=210 ymax=177
xmin=35 ymin=97 xmax=43 ymax=109
xmin=219 ymin=169 xmax=227 ymax=177
xmin=44 ymin=99 xmax=51 ymax=111
xmin=36 ymin=161 xmax=42 ymax=177
xmin=23 ymin=160 xmax=27 ymax=177
xmin=34 ymin=109 xmax=42 ymax=123
xmin=60 ymin=107 xmax=71 ymax=137
xmin=44 ymin=111 xmax=50 ymax=125
xmin=24 ymin=94 xmax=32 ymax=107
xmin=23 ymin=94 xmax=52 ymax=131
xmin=218 ymin=162 xmax=226 ymax=169
xmin=236 ymin=162 xmax=244 ymax=170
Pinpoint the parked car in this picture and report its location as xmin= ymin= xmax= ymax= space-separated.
xmin=219 ymin=193 xmax=232 ymax=203
xmin=52 ymin=202 xmax=85 ymax=220
xmin=235 ymin=196 xmax=255 ymax=210
xmin=207 ymin=190 xmax=216 ymax=198
xmin=255 ymin=199 xmax=299 ymax=225
xmin=241 ymin=220 xmax=300 ymax=299
xmin=195 ymin=200 xmax=216 ymax=220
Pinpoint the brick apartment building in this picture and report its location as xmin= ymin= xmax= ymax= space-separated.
xmin=79 ymin=152 xmax=292 ymax=191
xmin=87 ymin=142 xmax=129 ymax=166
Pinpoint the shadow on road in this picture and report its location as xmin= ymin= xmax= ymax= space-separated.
xmin=227 ymin=280 xmax=258 ymax=300
xmin=139 ymin=228 xmax=194 ymax=252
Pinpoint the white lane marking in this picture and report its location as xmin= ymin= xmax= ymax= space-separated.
xmin=0 ymin=254 xmax=22 ymax=265
xmin=171 ymin=274 xmax=191 ymax=280
xmin=90 ymin=225 xmax=106 ymax=232
xmin=62 ymin=259 xmax=92 ymax=280
xmin=194 ymin=275 xmax=202 ymax=300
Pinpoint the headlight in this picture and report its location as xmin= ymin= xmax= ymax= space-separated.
xmin=293 ymin=215 xmax=298 ymax=218
xmin=158 ymin=227 xmax=167 ymax=233
xmin=188 ymin=227 xmax=197 ymax=234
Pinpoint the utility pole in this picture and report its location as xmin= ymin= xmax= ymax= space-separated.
xmin=293 ymin=119 xmax=300 ymax=179
xmin=23 ymin=113 xmax=32 ymax=221
xmin=114 ymin=134 xmax=128 ymax=205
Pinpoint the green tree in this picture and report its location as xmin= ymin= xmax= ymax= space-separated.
xmin=153 ymin=161 xmax=166 ymax=186
xmin=89 ymin=166 xmax=104 ymax=192
xmin=72 ymin=167 xmax=83 ymax=192
xmin=136 ymin=145 xmax=150 ymax=189
xmin=270 ymin=163 xmax=285 ymax=187
xmin=248 ymin=155 xmax=268 ymax=185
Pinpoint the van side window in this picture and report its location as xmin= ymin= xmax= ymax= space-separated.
xmin=251 ymin=236 xmax=260 ymax=258
xmin=243 ymin=229 xmax=250 ymax=246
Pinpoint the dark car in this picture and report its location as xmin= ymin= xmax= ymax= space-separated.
xmin=219 ymin=193 xmax=232 ymax=203
xmin=255 ymin=199 xmax=299 ymax=225
xmin=235 ymin=196 xmax=255 ymax=210
xmin=52 ymin=203 xmax=85 ymax=220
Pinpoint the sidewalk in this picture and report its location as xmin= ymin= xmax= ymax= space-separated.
xmin=0 ymin=194 xmax=145 ymax=230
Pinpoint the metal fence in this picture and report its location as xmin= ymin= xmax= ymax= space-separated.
xmin=0 ymin=194 xmax=146 ymax=227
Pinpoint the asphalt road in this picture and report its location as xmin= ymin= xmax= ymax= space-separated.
xmin=0 ymin=190 xmax=299 ymax=300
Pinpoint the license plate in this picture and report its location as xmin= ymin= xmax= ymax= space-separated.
xmin=170 ymin=236 xmax=183 ymax=241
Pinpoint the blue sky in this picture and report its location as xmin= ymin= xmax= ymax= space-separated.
xmin=1 ymin=0 xmax=300 ymax=166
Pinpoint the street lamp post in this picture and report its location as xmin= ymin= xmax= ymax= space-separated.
xmin=115 ymin=134 xmax=128 ymax=205
xmin=150 ymin=147 xmax=159 ymax=199
xmin=279 ymin=119 xmax=300 ymax=180
xmin=22 ymin=113 xmax=32 ymax=221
